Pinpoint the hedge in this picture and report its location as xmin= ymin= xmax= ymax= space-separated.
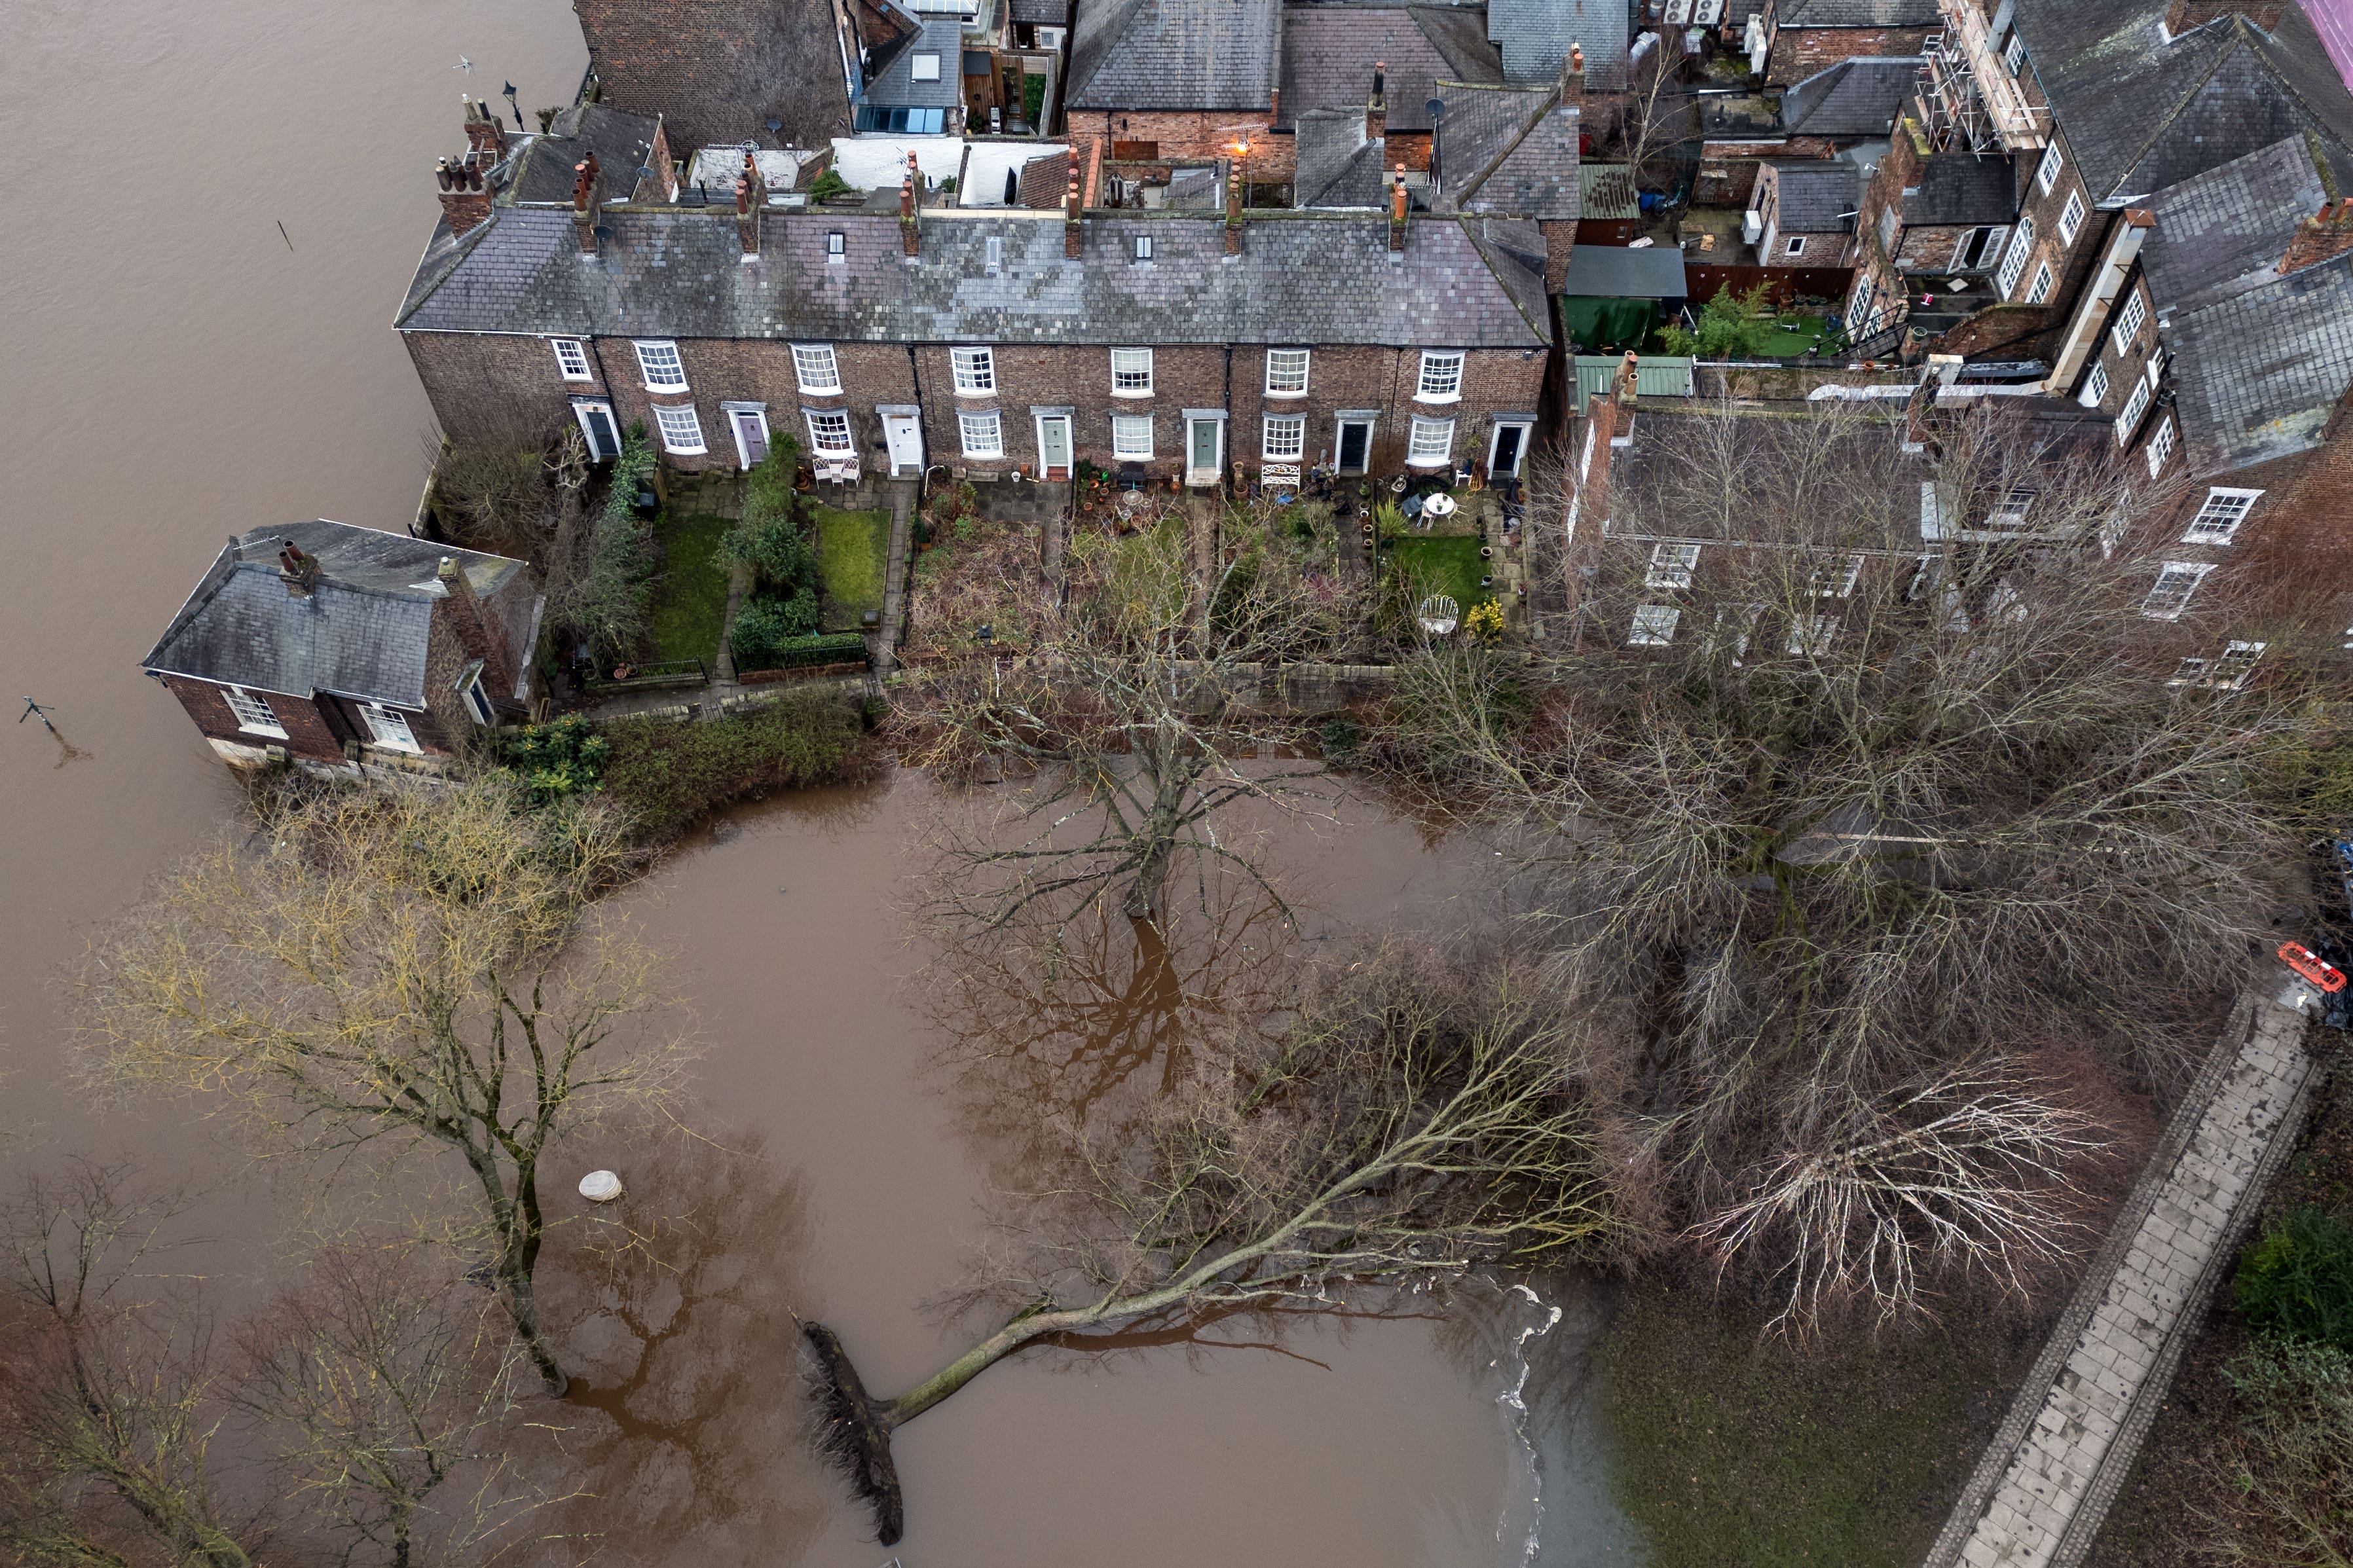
xmin=599 ymin=693 xmax=876 ymax=842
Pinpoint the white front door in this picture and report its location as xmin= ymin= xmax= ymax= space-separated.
xmin=1037 ymin=414 xmax=1072 ymax=478
xmin=728 ymin=406 xmax=771 ymax=470
xmin=1186 ymin=417 xmax=1224 ymax=486
xmin=883 ymin=412 xmax=924 ymax=475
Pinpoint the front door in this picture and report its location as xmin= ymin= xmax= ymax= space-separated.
xmin=728 ymin=406 xmax=770 ymax=470
xmin=1489 ymin=422 xmax=1527 ymax=479
xmin=573 ymin=400 xmax=620 ymax=463
xmin=1187 ymin=417 xmax=1223 ymax=486
xmin=1037 ymin=415 xmax=1072 ymax=479
xmin=1336 ymin=418 xmax=1371 ymax=473
xmin=883 ymin=412 xmax=924 ymax=475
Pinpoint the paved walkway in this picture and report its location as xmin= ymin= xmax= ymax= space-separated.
xmin=1925 ymin=993 xmax=2318 ymax=1568
xmin=875 ymin=481 xmax=913 ymax=673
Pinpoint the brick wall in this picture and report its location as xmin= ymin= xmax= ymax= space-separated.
xmin=407 ymin=329 xmax=596 ymax=452
xmin=1764 ymin=25 xmax=1936 ymax=86
xmin=160 ymin=674 xmax=349 ymax=763
xmin=1065 ymin=111 xmax=1294 ymax=182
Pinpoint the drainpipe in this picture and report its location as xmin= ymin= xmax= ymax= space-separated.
xmin=906 ymin=342 xmax=930 ymax=485
xmin=2042 ymin=209 xmax=2154 ymax=397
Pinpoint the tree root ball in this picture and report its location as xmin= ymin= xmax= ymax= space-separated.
xmin=804 ymin=1323 xmax=905 ymax=1546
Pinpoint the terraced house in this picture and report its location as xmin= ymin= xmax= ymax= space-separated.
xmin=396 ymin=130 xmax=1551 ymax=489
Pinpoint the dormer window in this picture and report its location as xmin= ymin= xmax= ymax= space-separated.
xmin=985 ymin=236 xmax=1003 ymax=274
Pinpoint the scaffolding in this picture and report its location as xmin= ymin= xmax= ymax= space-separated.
xmin=1916 ymin=31 xmax=2001 ymax=156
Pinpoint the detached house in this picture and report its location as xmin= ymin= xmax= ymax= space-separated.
xmin=142 ymin=522 xmax=540 ymax=772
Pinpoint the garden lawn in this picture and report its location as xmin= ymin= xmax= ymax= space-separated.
xmin=1384 ymin=534 xmax=1492 ymax=610
xmin=1604 ymin=1283 xmax=2022 ymax=1568
xmin=1749 ymin=313 xmax=1835 ymax=359
xmin=646 ymin=511 xmax=733 ymax=666
xmin=810 ymin=504 xmax=891 ymax=631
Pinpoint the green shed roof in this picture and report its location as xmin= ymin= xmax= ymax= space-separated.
xmin=1574 ymin=354 xmax=1695 ymax=412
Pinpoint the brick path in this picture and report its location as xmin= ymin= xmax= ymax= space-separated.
xmin=1925 ymin=994 xmax=2318 ymax=1568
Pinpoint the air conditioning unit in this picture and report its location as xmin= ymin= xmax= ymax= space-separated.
xmin=1742 ymin=209 xmax=1764 ymax=244
xmin=1663 ymin=0 xmax=1692 ymax=22
xmin=1694 ymin=0 xmax=1724 ymax=23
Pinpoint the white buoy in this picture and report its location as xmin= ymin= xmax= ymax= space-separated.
xmin=578 ymin=1169 xmax=624 ymax=1203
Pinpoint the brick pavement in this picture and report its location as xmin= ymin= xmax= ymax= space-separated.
xmin=1925 ymin=995 xmax=2317 ymax=1568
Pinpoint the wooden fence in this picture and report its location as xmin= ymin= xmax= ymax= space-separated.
xmin=1680 ymin=264 xmax=1855 ymax=308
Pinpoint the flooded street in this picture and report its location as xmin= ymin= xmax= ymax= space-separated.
xmin=0 ymin=3 xmax=1635 ymax=1561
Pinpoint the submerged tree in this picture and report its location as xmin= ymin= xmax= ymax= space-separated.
xmin=904 ymin=507 xmax=1367 ymax=928
xmin=1375 ymin=399 xmax=2302 ymax=1326
xmin=809 ymin=953 xmax=1616 ymax=1544
xmin=81 ymin=779 xmax=690 ymax=1393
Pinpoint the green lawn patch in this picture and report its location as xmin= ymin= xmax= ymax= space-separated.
xmin=645 ymin=511 xmax=733 ymax=666
xmin=809 ymin=503 xmax=891 ymax=631
xmin=1748 ymin=314 xmax=1836 ymax=359
xmin=1384 ymin=534 xmax=1494 ymax=610
xmin=1603 ymin=1283 xmax=2010 ymax=1568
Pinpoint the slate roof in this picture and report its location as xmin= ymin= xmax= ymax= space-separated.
xmin=1065 ymin=0 xmax=1282 ymax=109
xmin=1768 ymin=160 xmax=1858 ymax=231
xmin=862 ymin=18 xmax=967 ymax=110
xmin=141 ymin=522 xmax=529 ymax=707
xmin=1010 ymin=0 xmax=1071 ymax=24
xmin=2012 ymin=0 xmax=2353 ymax=203
xmin=2140 ymin=134 xmax=2346 ymax=313
xmin=1779 ymin=57 xmax=1916 ymax=137
xmin=576 ymin=0 xmax=850 ymax=153
xmin=1904 ymin=154 xmax=2018 ymax=225
xmin=1428 ymin=80 xmax=1578 ymax=217
xmin=396 ymin=208 xmax=1549 ymax=346
xmin=1580 ymin=161 xmax=1637 ymax=219
xmin=1773 ymin=0 xmax=1938 ymax=24
xmin=2166 ymin=254 xmax=2353 ymax=475
xmin=1488 ymin=0 xmax=1629 ymax=90
xmin=1278 ymin=6 xmax=1504 ymax=133
xmin=507 ymin=104 xmax=668 ymax=206
xmin=1561 ymin=244 xmax=1688 ymax=297
xmin=1295 ymin=109 xmax=1392 ymax=207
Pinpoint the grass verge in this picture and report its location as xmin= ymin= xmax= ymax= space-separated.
xmin=1384 ymin=534 xmax=1493 ymax=610
xmin=811 ymin=504 xmax=891 ymax=631
xmin=600 ymin=693 xmax=878 ymax=843
xmin=646 ymin=511 xmax=734 ymax=666
xmin=1602 ymin=1281 xmax=2025 ymax=1568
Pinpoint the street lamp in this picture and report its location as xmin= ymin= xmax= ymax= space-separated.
xmin=502 ymin=81 xmax=522 ymax=131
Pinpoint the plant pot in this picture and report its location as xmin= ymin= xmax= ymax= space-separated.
xmin=1479 ymin=545 xmax=1492 ymax=559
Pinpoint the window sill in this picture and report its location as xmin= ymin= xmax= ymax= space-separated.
xmin=1113 ymin=451 xmax=1155 ymax=463
xmin=236 ymin=725 xmax=289 ymax=739
xmin=1404 ymin=454 xmax=1453 ymax=468
xmin=954 ymin=386 xmax=996 ymax=398
xmin=1265 ymin=389 xmax=1308 ymax=399
xmin=798 ymin=386 xmax=845 ymax=398
xmin=1111 ymin=388 xmax=1154 ymax=399
xmin=661 ymin=445 xmax=707 ymax=456
xmin=2179 ymin=534 xmax=2236 ymax=547
xmin=559 ymin=373 xmax=595 ymax=383
xmin=961 ymin=449 xmax=1006 ymax=460
xmin=1413 ymin=392 xmax=1462 ymax=406
xmin=643 ymin=383 xmax=690 ymax=395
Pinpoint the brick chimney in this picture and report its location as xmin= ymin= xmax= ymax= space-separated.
xmin=278 ymin=540 xmax=322 ymax=598
xmin=435 ymin=157 xmax=495 ymax=238
xmin=436 ymin=556 xmax=518 ymax=699
xmin=2164 ymin=0 xmax=2285 ymax=32
xmin=2280 ymin=197 xmax=2353 ymax=274
xmin=902 ymin=151 xmax=923 ymax=257
xmin=462 ymin=98 xmax=507 ymax=160
xmin=572 ymin=155 xmax=603 ymax=255
xmin=1367 ymin=62 xmax=1387 ymax=142
xmin=1561 ymin=42 xmax=1586 ymax=107
xmin=735 ymin=150 xmax=765 ymax=259
xmin=1224 ymin=156 xmax=1243 ymax=254
xmin=1064 ymin=165 xmax=1083 ymax=257
xmin=1388 ymin=164 xmax=1409 ymax=252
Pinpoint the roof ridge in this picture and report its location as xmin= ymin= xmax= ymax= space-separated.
xmin=2094 ymin=27 xmax=2238 ymax=199
xmin=1443 ymin=82 xmax=1556 ymax=206
xmin=1454 ymin=217 xmax=1551 ymax=340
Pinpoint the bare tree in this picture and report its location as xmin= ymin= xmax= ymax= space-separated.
xmin=809 ymin=951 xmax=1616 ymax=1544
xmin=232 ymin=1252 xmax=530 ymax=1568
xmin=1372 ymin=399 xmax=2299 ymax=1324
xmin=903 ymin=507 xmax=1367 ymax=928
xmin=81 ymin=780 xmax=691 ymax=1394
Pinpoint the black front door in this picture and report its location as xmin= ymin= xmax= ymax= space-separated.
xmin=1337 ymin=420 xmax=1369 ymax=472
xmin=1491 ymin=424 xmax=1524 ymax=477
xmin=581 ymin=405 xmax=619 ymax=463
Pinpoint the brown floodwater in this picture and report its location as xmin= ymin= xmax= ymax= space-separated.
xmin=0 ymin=2 xmax=1637 ymax=1559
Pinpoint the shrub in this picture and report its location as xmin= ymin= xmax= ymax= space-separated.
xmin=730 ymin=591 xmax=823 ymax=668
xmin=2219 ymin=1336 xmax=2353 ymax=1558
xmin=555 ymin=429 xmax=660 ymax=659
xmin=719 ymin=513 xmax=817 ymax=589
xmin=1661 ymin=283 xmax=1783 ymax=359
xmin=494 ymin=714 xmax=610 ymax=803
xmin=807 ymin=168 xmax=852 ymax=202
xmin=599 ymin=695 xmax=876 ymax=841
xmin=1464 ymin=600 xmax=1507 ymax=642
xmin=2237 ymin=1207 xmax=2353 ymax=1349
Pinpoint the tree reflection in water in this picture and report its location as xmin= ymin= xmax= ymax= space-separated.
xmin=513 ymin=1127 xmax=828 ymax=1567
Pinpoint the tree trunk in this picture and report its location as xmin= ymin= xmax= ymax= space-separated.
xmin=881 ymin=1305 xmax=1100 ymax=1429
xmin=501 ymin=1267 xmax=569 ymax=1397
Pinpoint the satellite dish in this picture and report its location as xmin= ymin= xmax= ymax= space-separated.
xmin=1425 ymin=96 xmax=1447 ymax=121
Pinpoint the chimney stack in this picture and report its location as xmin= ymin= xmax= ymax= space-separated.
xmin=1388 ymin=164 xmax=1409 ymax=252
xmin=1064 ymin=165 xmax=1083 ymax=258
xmin=735 ymin=149 xmax=766 ymax=258
xmin=572 ymin=154 xmax=603 ymax=255
xmin=463 ymin=98 xmax=507 ymax=160
xmin=1367 ymin=62 xmax=1387 ymax=142
xmin=2280 ymin=196 xmax=2353 ymax=274
xmin=1561 ymin=42 xmax=1586 ymax=107
xmin=1616 ymin=348 xmax=1640 ymax=402
xmin=436 ymin=555 xmax=519 ymax=699
xmin=435 ymin=156 xmax=496 ymax=238
xmin=278 ymin=540 xmax=322 ymax=598
xmin=2163 ymin=0 xmax=2285 ymax=33
xmin=1224 ymin=156 xmax=1243 ymax=254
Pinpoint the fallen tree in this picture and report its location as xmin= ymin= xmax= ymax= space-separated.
xmin=807 ymin=952 xmax=1616 ymax=1544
